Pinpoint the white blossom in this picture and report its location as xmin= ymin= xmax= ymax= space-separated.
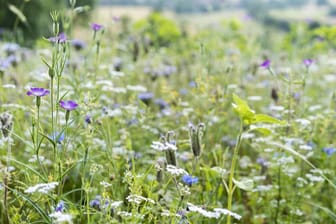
xmin=126 ymin=194 xmax=155 ymax=205
xmin=25 ymin=182 xmax=58 ymax=194
xmin=49 ymin=212 xmax=72 ymax=224
xmin=166 ymin=165 xmax=187 ymax=176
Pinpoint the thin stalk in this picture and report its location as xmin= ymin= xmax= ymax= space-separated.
xmin=226 ymin=121 xmax=243 ymax=224
xmin=275 ymin=165 xmax=281 ymax=224
xmin=35 ymin=105 xmax=46 ymax=177
xmin=3 ymin=137 xmax=11 ymax=224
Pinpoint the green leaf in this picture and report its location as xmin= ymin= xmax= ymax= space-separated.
xmin=252 ymin=114 xmax=286 ymax=125
xmin=233 ymin=177 xmax=254 ymax=191
xmin=232 ymin=94 xmax=255 ymax=123
xmin=8 ymin=186 xmax=51 ymax=223
xmin=8 ymin=4 xmax=27 ymax=24
xmin=249 ymin=126 xmax=272 ymax=135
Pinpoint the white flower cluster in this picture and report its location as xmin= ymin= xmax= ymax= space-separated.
xmin=187 ymin=203 xmax=241 ymax=220
xmin=126 ymin=194 xmax=155 ymax=205
xmin=151 ymin=141 xmax=177 ymax=151
xmin=24 ymin=182 xmax=58 ymax=194
xmin=49 ymin=212 xmax=72 ymax=224
xmin=166 ymin=165 xmax=188 ymax=176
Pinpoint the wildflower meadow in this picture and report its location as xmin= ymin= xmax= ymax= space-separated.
xmin=1 ymin=1 xmax=336 ymax=223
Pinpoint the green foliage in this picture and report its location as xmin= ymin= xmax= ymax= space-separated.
xmin=232 ymin=94 xmax=285 ymax=127
xmin=134 ymin=13 xmax=181 ymax=47
xmin=0 ymin=0 xmax=96 ymax=45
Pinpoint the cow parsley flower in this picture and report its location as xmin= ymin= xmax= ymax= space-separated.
xmin=166 ymin=165 xmax=187 ymax=176
xmin=25 ymin=182 xmax=59 ymax=194
xmin=49 ymin=212 xmax=72 ymax=224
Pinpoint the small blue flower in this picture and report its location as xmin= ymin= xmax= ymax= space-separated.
xmin=50 ymin=132 xmax=65 ymax=144
xmin=138 ymin=92 xmax=154 ymax=105
xmin=182 ymin=175 xmax=198 ymax=186
xmin=323 ymin=147 xmax=336 ymax=156
xmin=55 ymin=201 xmax=65 ymax=212
xmin=90 ymin=196 xmax=101 ymax=209
xmin=85 ymin=114 xmax=92 ymax=124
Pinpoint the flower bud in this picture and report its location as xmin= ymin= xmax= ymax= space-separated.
xmin=0 ymin=112 xmax=13 ymax=138
xmin=189 ymin=123 xmax=205 ymax=157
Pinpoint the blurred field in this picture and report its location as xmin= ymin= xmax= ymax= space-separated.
xmin=269 ymin=3 xmax=336 ymax=24
xmin=92 ymin=5 xmax=153 ymax=22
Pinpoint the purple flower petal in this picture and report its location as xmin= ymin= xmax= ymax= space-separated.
xmin=91 ymin=23 xmax=103 ymax=31
xmin=59 ymin=100 xmax=78 ymax=111
xmin=260 ymin=59 xmax=271 ymax=69
xmin=49 ymin=32 xmax=67 ymax=43
xmin=303 ymin=58 xmax=314 ymax=67
xmin=26 ymin=87 xmax=50 ymax=97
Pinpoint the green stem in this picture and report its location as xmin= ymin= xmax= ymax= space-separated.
xmin=226 ymin=121 xmax=243 ymax=224
xmin=3 ymin=136 xmax=11 ymax=223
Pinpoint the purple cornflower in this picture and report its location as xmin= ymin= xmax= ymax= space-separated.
xmin=256 ymin=157 xmax=267 ymax=167
xmin=60 ymin=100 xmax=78 ymax=123
xmin=154 ymin=99 xmax=169 ymax=110
xmin=138 ymin=92 xmax=154 ymax=105
xmin=55 ymin=201 xmax=65 ymax=212
xmin=323 ymin=147 xmax=336 ymax=156
xmin=90 ymin=196 xmax=101 ymax=209
xmin=85 ymin=114 xmax=92 ymax=124
xmin=91 ymin=23 xmax=103 ymax=32
xmin=71 ymin=39 xmax=86 ymax=50
xmin=59 ymin=100 xmax=78 ymax=111
xmin=49 ymin=32 xmax=67 ymax=43
xmin=182 ymin=174 xmax=198 ymax=186
xmin=303 ymin=58 xmax=314 ymax=68
xmin=27 ymin=87 xmax=50 ymax=97
xmin=260 ymin=59 xmax=271 ymax=69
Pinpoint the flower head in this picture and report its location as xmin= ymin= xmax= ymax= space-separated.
xmin=303 ymin=58 xmax=314 ymax=67
xmin=71 ymin=39 xmax=86 ymax=50
xmin=138 ymin=92 xmax=154 ymax=105
xmin=27 ymin=87 xmax=50 ymax=97
xmin=49 ymin=32 xmax=67 ymax=43
xmin=91 ymin=23 xmax=103 ymax=31
xmin=182 ymin=174 xmax=198 ymax=186
xmin=50 ymin=132 xmax=65 ymax=144
xmin=55 ymin=201 xmax=65 ymax=212
xmin=85 ymin=114 xmax=92 ymax=124
xmin=323 ymin=147 xmax=336 ymax=156
xmin=59 ymin=100 xmax=78 ymax=111
xmin=260 ymin=59 xmax=271 ymax=69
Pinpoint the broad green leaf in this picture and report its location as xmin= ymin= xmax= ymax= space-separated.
xmin=252 ymin=114 xmax=286 ymax=125
xmin=8 ymin=4 xmax=27 ymax=24
xmin=232 ymin=94 xmax=255 ymax=123
xmin=233 ymin=177 xmax=254 ymax=191
xmin=249 ymin=126 xmax=272 ymax=136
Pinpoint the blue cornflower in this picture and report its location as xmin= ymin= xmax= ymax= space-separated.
xmin=182 ymin=175 xmax=198 ymax=186
xmin=90 ymin=196 xmax=101 ymax=209
xmin=55 ymin=201 xmax=65 ymax=212
xmin=50 ymin=132 xmax=65 ymax=144
xmin=323 ymin=147 xmax=336 ymax=156
xmin=85 ymin=114 xmax=92 ymax=124
xmin=138 ymin=92 xmax=154 ymax=105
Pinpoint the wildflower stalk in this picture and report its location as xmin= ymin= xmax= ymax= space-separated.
xmin=275 ymin=165 xmax=282 ymax=224
xmin=3 ymin=135 xmax=11 ymax=224
xmin=35 ymin=98 xmax=46 ymax=176
xmin=226 ymin=121 xmax=243 ymax=224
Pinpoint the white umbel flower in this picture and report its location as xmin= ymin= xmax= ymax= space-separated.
xmin=25 ymin=182 xmax=58 ymax=194
xmin=49 ymin=212 xmax=72 ymax=224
